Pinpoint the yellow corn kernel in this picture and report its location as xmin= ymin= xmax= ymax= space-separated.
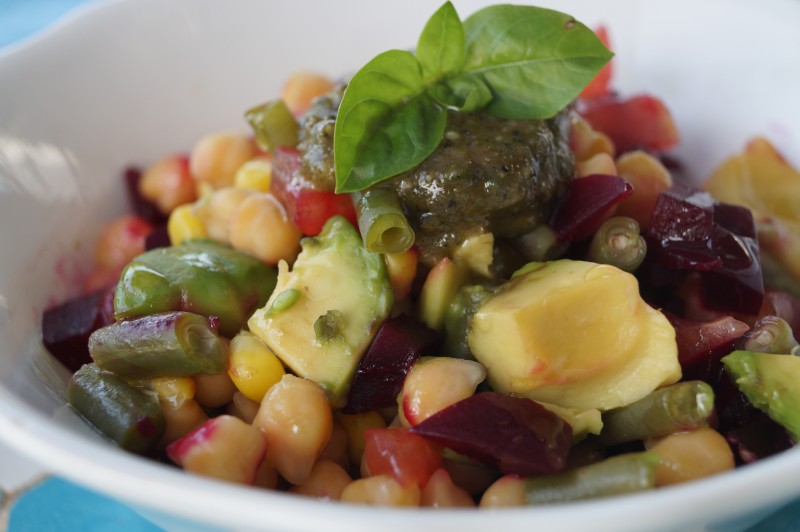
xmin=335 ymin=410 xmax=387 ymax=466
xmin=145 ymin=377 xmax=196 ymax=409
xmin=228 ymin=331 xmax=286 ymax=402
xmin=167 ymin=204 xmax=207 ymax=245
xmin=234 ymin=158 xmax=272 ymax=192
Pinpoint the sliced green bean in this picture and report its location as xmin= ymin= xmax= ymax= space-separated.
xmin=89 ymin=311 xmax=227 ymax=379
xmin=598 ymin=381 xmax=715 ymax=445
xmin=524 ymin=452 xmax=659 ymax=504
xmin=67 ymin=364 xmax=165 ymax=453
xmin=353 ymin=188 xmax=415 ymax=253
xmin=738 ymin=316 xmax=799 ymax=354
xmin=588 ymin=216 xmax=647 ymax=272
xmin=244 ymin=99 xmax=299 ymax=151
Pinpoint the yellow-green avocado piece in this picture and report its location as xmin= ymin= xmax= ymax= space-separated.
xmin=467 ymin=260 xmax=681 ymax=411
xmin=248 ymin=216 xmax=393 ymax=406
xmin=722 ymin=350 xmax=800 ymax=442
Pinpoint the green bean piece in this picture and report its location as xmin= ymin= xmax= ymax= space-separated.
xmin=67 ymin=364 xmax=165 ymax=453
xmin=89 ymin=311 xmax=227 ymax=379
xmin=738 ymin=316 xmax=800 ymax=354
xmin=524 ymin=452 xmax=659 ymax=504
xmin=587 ymin=216 xmax=647 ymax=272
xmin=244 ymin=99 xmax=299 ymax=151
xmin=353 ymin=188 xmax=415 ymax=254
xmin=513 ymin=225 xmax=567 ymax=262
xmin=598 ymin=381 xmax=715 ymax=446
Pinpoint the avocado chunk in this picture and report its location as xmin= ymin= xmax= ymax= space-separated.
xmin=722 ymin=350 xmax=800 ymax=441
xmin=248 ymin=216 xmax=394 ymax=405
xmin=468 ymin=260 xmax=681 ymax=411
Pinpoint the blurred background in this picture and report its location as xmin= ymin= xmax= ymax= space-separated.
xmin=0 ymin=0 xmax=95 ymax=48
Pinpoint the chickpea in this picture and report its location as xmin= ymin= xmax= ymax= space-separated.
xmin=194 ymin=370 xmax=237 ymax=409
xmin=340 ymin=475 xmax=420 ymax=507
xmin=253 ymin=374 xmax=333 ymax=485
xmin=281 ymin=71 xmax=335 ymax=116
xmin=190 ymin=131 xmax=258 ymax=190
xmin=229 ymin=193 xmax=301 ymax=265
xmin=420 ymin=469 xmax=475 ymax=508
xmin=139 ymin=154 xmax=197 ymax=215
xmin=192 ymin=187 xmax=254 ymax=243
xmin=289 ymin=460 xmax=352 ymax=500
xmin=480 ymin=475 xmax=526 ymax=508
xmin=648 ymin=428 xmax=735 ymax=487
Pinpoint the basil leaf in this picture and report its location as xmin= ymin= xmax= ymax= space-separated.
xmin=463 ymin=5 xmax=613 ymax=119
xmin=445 ymin=74 xmax=493 ymax=112
xmin=416 ymin=1 xmax=465 ymax=82
xmin=334 ymin=50 xmax=446 ymax=193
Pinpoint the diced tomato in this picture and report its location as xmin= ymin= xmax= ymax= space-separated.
xmin=363 ymin=427 xmax=443 ymax=488
xmin=579 ymin=25 xmax=613 ymax=101
xmin=579 ymin=94 xmax=679 ymax=153
xmin=271 ymin=146 xmax=358 ymax=236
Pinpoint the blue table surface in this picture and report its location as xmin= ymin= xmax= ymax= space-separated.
xmin=2 ymin=2 xmax=800 ymax=531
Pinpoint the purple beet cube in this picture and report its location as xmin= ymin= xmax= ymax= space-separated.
xmin=42 ymin=284 xmax=116 ymax=372
xmin=648 ymin=183 xmax=764 ymax=314
xmin=410 ymin=392 xmax=572 ymax=476
xmin=342 ymin=314 xmax=439 ymax=414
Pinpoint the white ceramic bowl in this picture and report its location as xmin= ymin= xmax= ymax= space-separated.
xmin=2 ymin=0 xmax=800 ymax=530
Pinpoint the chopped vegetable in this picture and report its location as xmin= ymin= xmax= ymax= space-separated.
xmin=89 ymin=311 xmax=228 ymax=379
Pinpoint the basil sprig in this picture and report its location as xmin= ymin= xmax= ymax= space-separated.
xmin=334 ymin=2 xmax=612 ymax=193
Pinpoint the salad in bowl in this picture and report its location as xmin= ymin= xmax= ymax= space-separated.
xmin=2 ymin=0 xmax=800 ymax=530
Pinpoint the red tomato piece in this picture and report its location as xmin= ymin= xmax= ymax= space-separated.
xmin=363 ymin=427 xmax=443 ymax=488
xmin=580 ymin=94 xmax=680 ymax=153
xmin=579 ymin=25 xmax=613 ymax=101
xmin=271 ymin=146 xmax=358 ymax=236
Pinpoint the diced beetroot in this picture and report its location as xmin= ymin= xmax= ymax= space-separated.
xmin=550 ymin=174 xmax=633 ymax=242
xmin=409 ymin=392 xmax=572 ymax=476
xmin=42 ymin=284 xmax=116 ymax=372
xmin=666 ymin=312 xmax=749 ymax=383
xmin=725 ymin=411 xmax=794 ymax=464
xmin=759 ymin=290 xmax=800 ymax=340
xmin=648 ymin=183 xmax=764 ymax=315
xmin=124 ymin=166 xmax=167 ymax=225
xmin=144 ymin=224 xmax=170 ymax=250
xmin=343 ymin=314 xmax=439 ymax=414
xmin=579 ymin=94 xmax=679 ymax=153
xmin=271 ymin=147 xmax=358 ymax=236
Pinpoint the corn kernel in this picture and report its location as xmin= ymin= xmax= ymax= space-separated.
xmin=144 ymin=377 xmax=196 ymax=409
xmin=168 ymin=204 xmax=207 ymax=245
xmin=228 ymin=331 xmax=286 ymax=402
xmin=234 ymin=159 xmax=272 ymax=192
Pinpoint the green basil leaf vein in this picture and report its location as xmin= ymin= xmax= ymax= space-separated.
xmin=334 ymin=50 xmax=447 ymax=194
xmin=416 ymin=1 xmax=465 ymax=82
xmin=462 ymin=4 xmax=614 ymax=119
